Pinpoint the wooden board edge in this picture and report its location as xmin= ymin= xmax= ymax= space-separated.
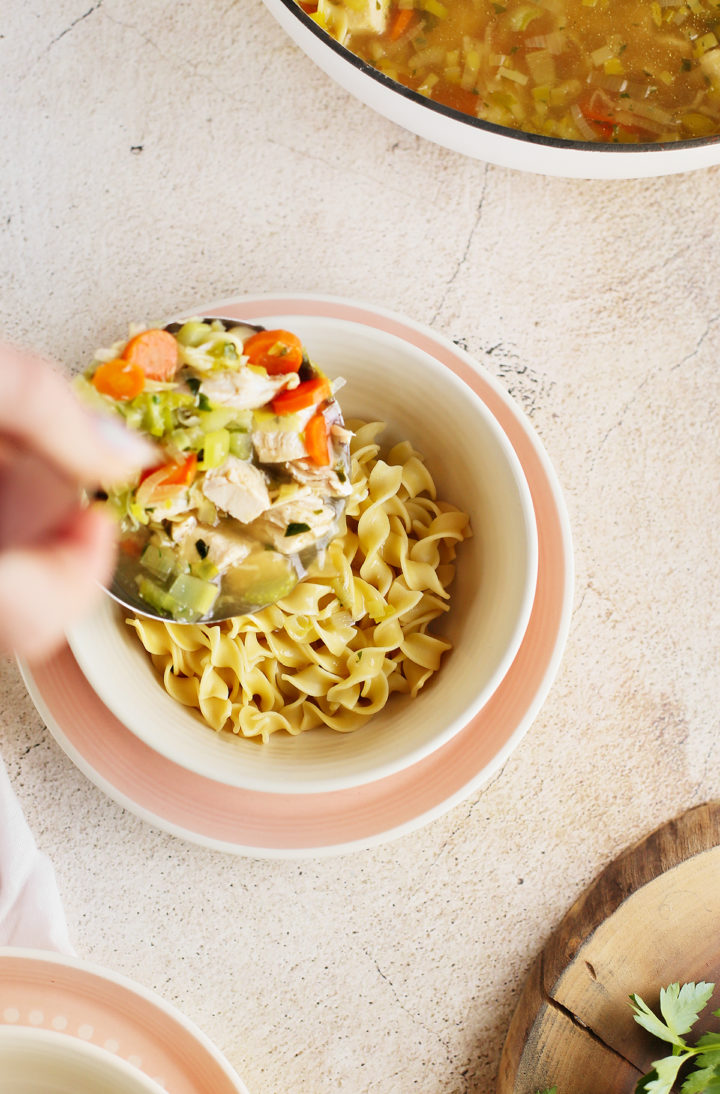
xmin=496 ymin=801 xmax=720 ymax=1092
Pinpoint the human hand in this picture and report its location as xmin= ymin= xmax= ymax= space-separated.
xmin=0 ymin=342 xmax=156 ymax=662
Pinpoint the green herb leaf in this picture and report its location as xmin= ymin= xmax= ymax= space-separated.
xmin=284 ymin=521 xmax=311 ymax=537
xmin=660 ymin=984 xmax=715 ymax=1041
xmin=637 ymin=1072 xmax=660 ymax=1094
xmin=680 ymin=1066 xmax=720 ymax=1093
xmin=632 ymin=993 xmax=687 ymax=1048
xmin=694 ymin=1032 xmax=720 ymax=1070
xmin=644 ymin=1054 xmax=694 ymax=1094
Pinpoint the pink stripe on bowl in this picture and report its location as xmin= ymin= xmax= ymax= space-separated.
xmin=0 ymin=949 xmax=248 ymax=1093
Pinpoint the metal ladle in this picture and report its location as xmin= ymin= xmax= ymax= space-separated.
xmin=101 ymin=318 xmax=350 ymax=625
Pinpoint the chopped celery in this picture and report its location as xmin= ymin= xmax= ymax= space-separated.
xmin=140 ymin=543 xmax=177 ymax=580
xmin=136 ymin=575 xmax=180 ymax=617
xmin=128 ymin=502 xmax=150 ymax=525
xmin=198 ymin=406 xmax=249 ymax=432
xmin=220 ymin=551 xmax=297 ymax=607
xmin=167 ymin=573 xmax=219 ymax=617
xmin=190 ymin=558 xmax=220 ymax=581
xmin=122 ymin=404 xmax=146 ymax=431
xmin=209 ymin=340 xmax=239 ymax=361
xmin=130 ymin=390 xmax=195 ymax=438
xmin=143 ymin=394 xmax=168 ymax=437
xmin=507 ymin=3 xmax=541 ymax=30
xmin=253 ymin=408 xmax=303 ymax=433
xmin=168 ymin=426 xmax=204 ymax=452
xmin=175 ymin=321 xmax=212 ymax=347
xmin=228 ymin=431 xmax=252 ymax=459
xmin=199 ymin=428 xmax=230 ymax=469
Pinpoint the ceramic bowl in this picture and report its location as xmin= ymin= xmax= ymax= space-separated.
xmin=66 ymin=308 xmax=538 ymax=794
xmin=261 ymin=0 xmax=720 ymax=180
xmin=0 ymin=1026 xmax=166 ymax=1094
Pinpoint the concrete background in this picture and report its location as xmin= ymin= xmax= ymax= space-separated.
xmin=1 ymin=1 xmax=719 ymax=1090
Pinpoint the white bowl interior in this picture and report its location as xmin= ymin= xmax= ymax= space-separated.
xmin=0 ymin=1027 xmax=165 ymax=1094
xmin=67 ymin=314 xmax=538 ymax=793
xmin=261 ymin=0 xmax=720 ymax=179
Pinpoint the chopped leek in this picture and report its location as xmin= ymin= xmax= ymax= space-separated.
xmin=140 ymin=544 xmax=177 ymax=580
xmin=167 ymin=573 xmax=220 ymax=618
xmin=175 ymin=321 xmax=212 ymax=347
xmin=228 ymin=431 xmax=253 ymax=459
xmin=198 ymin=428 xmax=230 ymax=469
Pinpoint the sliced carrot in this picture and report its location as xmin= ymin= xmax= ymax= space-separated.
xmin=139 ymin=452 xmax=197 ymax=489
xmin=441 ymin=83 xmax=481 ymax=116
xmin=91 ymin=358 xmax=145 ymax=401
xmin=137 ymin=453 xmax=197 ymax=506
xmin=122 ymin=329 xmax=179 ymax=381
xmin=118 ymin=532 xmax=145 ymax=558
xmin=579 ymin=99 xmax=649 ymax=138
xmin=304 ymin=411 xmax=331 ymax=466
xmin=389 ymin=7 xmax=414 ymax=40
xmin=272 ymin=377 xmax=331 ymax=416
xmin=243 ymin=329 xmax=304 ymax=375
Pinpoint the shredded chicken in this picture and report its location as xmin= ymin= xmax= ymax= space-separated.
xmin=201 ymin=456 xmax=271 ymax=523
xmin=199 ymin=368 xmax=293 ymax=411
xmin=286 ymin=458 xmax=352 ymax=498
xmin=331 ymin=423 xmax=354 ymax=446
xmin=316 ymin=0 xmax=389 ymax=42
xmin=252 ymin=428 xmax=308 ymax=463
xmin=249 ymin=488 xmax=337 ymax=554
xmin=170 ymin=515 xmax=253 ymax=571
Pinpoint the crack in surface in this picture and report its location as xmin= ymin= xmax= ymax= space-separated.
xmin=431 ymin=163 xmax=490 ymax=325
xmin=366 ymin=949 xmax=452 ymax=1057
xmin=669 ymin=311 xmax=720 ymax=371
xmin=588 ymin=311 xmax=720 ymax=476
xmin=100 ymin=9 xmax=170 ymax=62
xmin=46 ymin=1 xmax=104 ymax=51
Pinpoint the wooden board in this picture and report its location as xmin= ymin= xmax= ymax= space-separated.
xmin=498 ymin=802 xmax=720 ymax=1094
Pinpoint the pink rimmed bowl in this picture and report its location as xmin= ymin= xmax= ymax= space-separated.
xmin=65 ymin=302 xmax=538 ymax=795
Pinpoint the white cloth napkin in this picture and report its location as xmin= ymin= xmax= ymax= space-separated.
xmin=0 ymin=757 xmax=74 ymax=954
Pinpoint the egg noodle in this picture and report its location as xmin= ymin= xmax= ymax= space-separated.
xmin=127 ymin=421 xmax=471 ymax=740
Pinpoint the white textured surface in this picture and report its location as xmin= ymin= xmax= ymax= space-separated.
xmin=2 ymin=2 xmax=720 ymax=1092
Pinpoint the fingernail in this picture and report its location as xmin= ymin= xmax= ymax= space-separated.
xmin=93 ymin=414 xmax=159 ymax=467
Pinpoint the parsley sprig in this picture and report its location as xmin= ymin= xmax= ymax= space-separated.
xmin=630 ymin=981 xmax=720 ymax=1093
xmin=534 ymin=982 xmax=720 ymax=1094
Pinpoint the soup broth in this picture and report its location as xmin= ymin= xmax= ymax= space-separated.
xmin=300 ymin=0 xmax=720 ymax=142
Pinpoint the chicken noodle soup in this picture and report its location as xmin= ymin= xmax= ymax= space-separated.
xmin=300 ymin=0 xmax=720 ymax=142
xmin=78 ymin=320 xmax=351 ymax=622
xmin=127 ymin=421 xmax=471 ymax=739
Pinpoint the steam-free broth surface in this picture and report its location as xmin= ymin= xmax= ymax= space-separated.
xmin=302 ymin=0 xmax=720 ymax=141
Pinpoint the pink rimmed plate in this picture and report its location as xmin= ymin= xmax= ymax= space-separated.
xmin=19 ymin=294 xmax=573 ymax=857
xmin=0 ymin=948 xmax=249 ymax=1094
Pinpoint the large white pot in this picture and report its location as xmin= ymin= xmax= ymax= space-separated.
xmin=262 ymin=0 xmax=720 ymax=179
